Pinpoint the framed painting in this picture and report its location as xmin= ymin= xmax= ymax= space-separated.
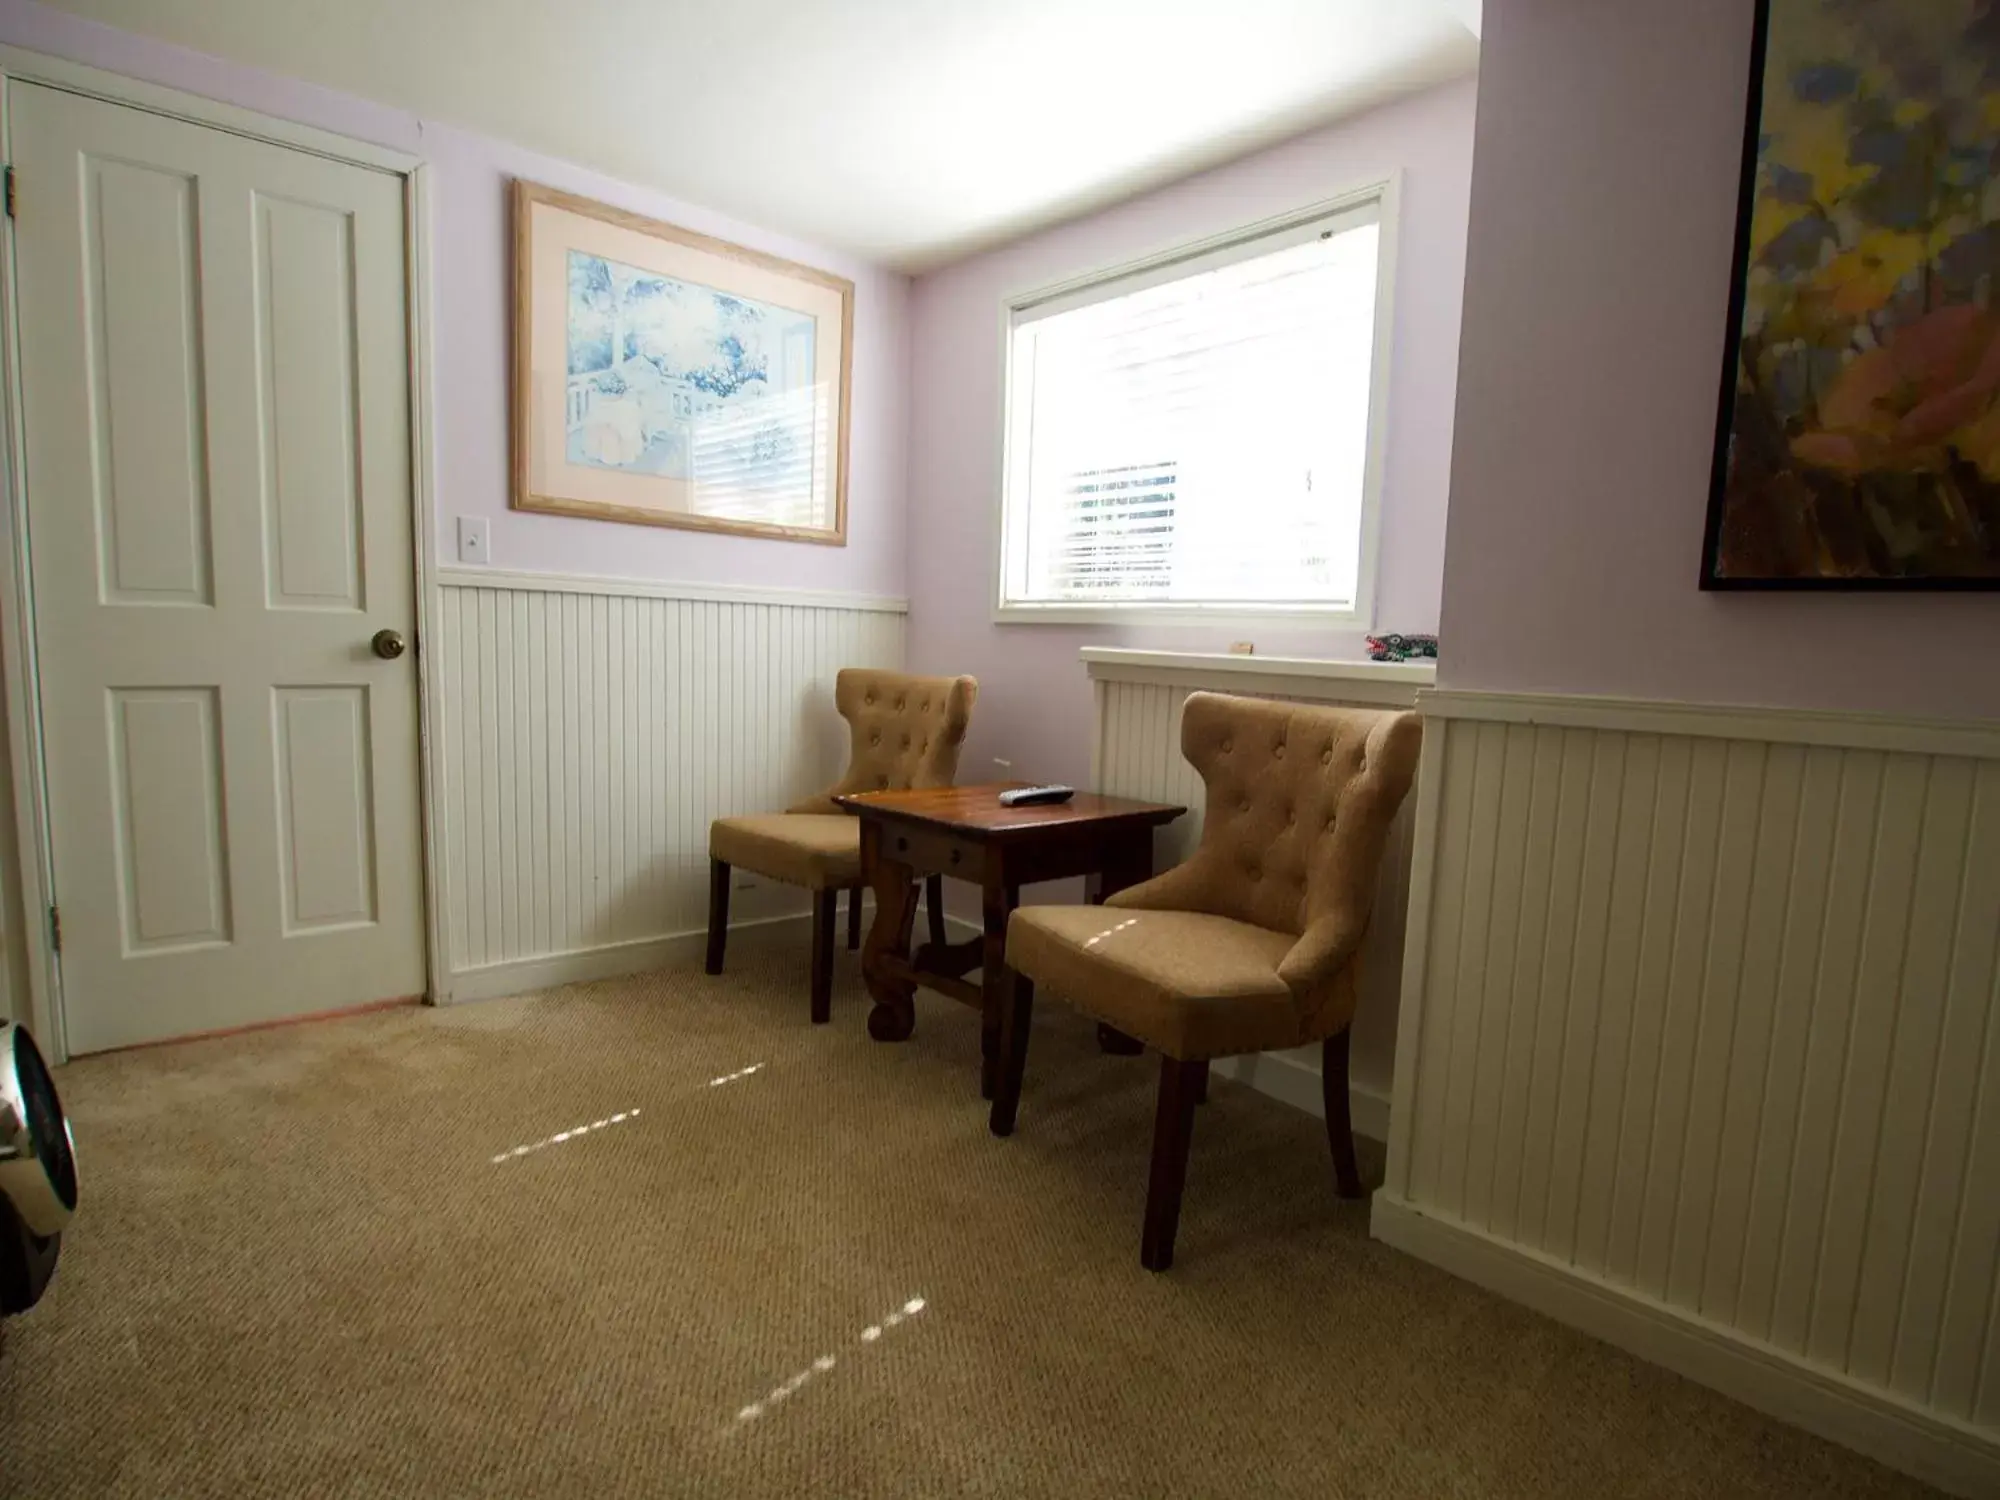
xmin=511 ymin=181 xmax=853 ymax=544
xmin=1702 ymin=0 xmax=2000 ymax=588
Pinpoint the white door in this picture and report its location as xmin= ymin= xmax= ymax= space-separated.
xmin=9 ymin=83 xmax=426 ymax=1054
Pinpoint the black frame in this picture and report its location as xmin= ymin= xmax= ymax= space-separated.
xmin=1698 ymin=0 xmax=2000 ymax=592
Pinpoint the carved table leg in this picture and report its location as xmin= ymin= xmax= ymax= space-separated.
xmin=979 ymin=877 xmax=1020 ymax=1101
xmin=926 ymin=873 xmax=949 ymax=950
xmin=860 ymin=820 xmax=921 ymax=1042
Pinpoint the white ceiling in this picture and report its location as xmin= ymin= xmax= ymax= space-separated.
xmin=37 ymin=0 xmax=1480 ymax=271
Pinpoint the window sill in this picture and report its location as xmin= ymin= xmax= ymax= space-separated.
xmin=1080 ymin=647 xmax=1430 ymax=708
xmin=1088 ymin=648 xmax=1432 ymax=692
xmin=993 ymin=602 xmax=1367 ymax=628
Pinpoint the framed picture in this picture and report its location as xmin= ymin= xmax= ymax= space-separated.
xmin=511 ymin=181 xmax=853 ymax=544
xmin=1701 ymin=0 xmax=2000 ymax=589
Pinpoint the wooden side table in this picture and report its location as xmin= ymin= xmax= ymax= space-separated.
xmin=833 ymin=783 xmax=1186 ymax=1097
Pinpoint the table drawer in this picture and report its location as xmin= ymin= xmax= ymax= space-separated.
xmin=879 ymin=822 xmax=982 ymax=877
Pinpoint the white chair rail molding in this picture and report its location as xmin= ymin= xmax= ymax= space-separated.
xmin=1375 ymin=687 xmax=2000 ymax=1498
xmin=5 ymin=0 xmax=1986 ymax=1491
xmin=435 ymin=568 xmax=906 ymax=1000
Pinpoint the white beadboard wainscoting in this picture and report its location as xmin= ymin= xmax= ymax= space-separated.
xmin=1083 ymin=648 xmax=1435 ymax=1140
xmin=1374 ymin=689 xmax=2000 ymax=1496
xmin=434 ymin=569 xmax=905 ymax=1000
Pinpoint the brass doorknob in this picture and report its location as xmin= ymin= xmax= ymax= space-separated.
xmin=370 ymin=628 xmax=407 ymax=660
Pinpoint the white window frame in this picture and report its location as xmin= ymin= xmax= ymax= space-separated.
xmin=991 ymin=173 xmax=1401 ymax=627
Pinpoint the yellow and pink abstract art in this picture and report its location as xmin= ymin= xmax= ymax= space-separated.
xmin=1704 ymin=0 xmax=2000 ymax=587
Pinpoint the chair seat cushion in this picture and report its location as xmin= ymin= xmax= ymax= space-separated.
xmin=1005 ymin=906 xmax=1302 ymax=1060
xmin=709 ymin=814 xmax=861 ymax=890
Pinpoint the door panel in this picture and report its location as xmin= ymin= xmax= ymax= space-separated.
xmin=256 ymin=192 xmax=366 ymax=611
xmin=87 ymin=159 xmax=213 ymax=607
xmin=11 ymin=82 xmax=426 ymax=1053
xmin=273 ymin=686 xmax=377 ymax=933
xmin=107 ymin=687 xmax=229 ymax=952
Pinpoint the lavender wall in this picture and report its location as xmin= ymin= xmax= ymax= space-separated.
xmin=1439 ymin=0 xmax=2000 ymax=719
xmin=0 ymin=0 xmax=910 ymax=597
xmin=905 ymin=80 xmax=1478 ymax=788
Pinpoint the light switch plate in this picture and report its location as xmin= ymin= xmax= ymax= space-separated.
xmin=457 ymin=515 xmax=492 ymax=564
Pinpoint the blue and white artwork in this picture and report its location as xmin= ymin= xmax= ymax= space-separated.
xmin=564 ymin=251 xmax=820 ymax=515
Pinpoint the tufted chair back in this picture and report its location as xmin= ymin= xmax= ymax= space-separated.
xmin=787 ymin=668 xmax=978 ymax=814
xmin=1170 ymin=692 xmax=1421 ymax=938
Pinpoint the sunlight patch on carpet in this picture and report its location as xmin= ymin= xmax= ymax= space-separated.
xmin=489 ymin=1108 xmax=642 ymax=1164
xmin=731 ymin=1297 xmax=929 ymax=1427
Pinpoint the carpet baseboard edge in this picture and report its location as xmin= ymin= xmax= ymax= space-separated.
xmin=1210 ymin=1048 xmax=1391 ymax=1145
xmin=447 ymin=909 xmax=1394 ymax=1142
xmin=1368 ymin=1196 xmax=1998 ymax=1499
xmin=446 ymin=896 xmax=949 ymax=1005
xmin=941 ymin=914 xmax=1392 ymax=1141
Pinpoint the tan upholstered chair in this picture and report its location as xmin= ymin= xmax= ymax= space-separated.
xmin=990 ymin=692 xmax=1420 ymax=1270
xmin=706 ymin=668 xmax=977 ymax=1022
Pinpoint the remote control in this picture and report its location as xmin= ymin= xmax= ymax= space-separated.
xmin=998 ymin=784 xmax=1076 ymax=808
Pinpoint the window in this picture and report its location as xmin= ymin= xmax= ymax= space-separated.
xmin=996 ymin=186 xmax=1394 ymax=622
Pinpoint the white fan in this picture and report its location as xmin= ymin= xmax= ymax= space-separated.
xmin=0 ymin=1022 xmax=74 ymax=1315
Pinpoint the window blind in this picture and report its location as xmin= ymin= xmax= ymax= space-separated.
xmin=1005 ymin=211 xmax=1383 ymax=611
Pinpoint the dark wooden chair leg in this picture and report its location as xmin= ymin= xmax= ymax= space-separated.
xmin=1323 ymin=1029 xmax=1363 ymax=1198
xmin=809 ymin=889 xmax=836 ymax=1024
xmin=846 ymin=886 xmax=862 ymax=950
xmin=1142 ymin=1057 xmax=1208 ymax=1272
xmin=705 ymin=859 xmax=731 ymax=974
xmin=926 ymin=874 xmax=948 ymax=950
xmin=1194 ymin=1068 xmax=1209 ymax=1104
xmin=988 ymin=972 xmax=1034 ymax=1137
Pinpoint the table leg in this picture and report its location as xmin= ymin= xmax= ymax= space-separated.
xmin=926 ymin=874 xmax=949 ymax=950
xmin=1094 ymin=828 xmax=1155 ymax=1057
xmin=1095 ymin=829 xmax=1155 ymax=903
xmin=859 ymin=821 xmax=921 ymax=1042
xmin=979 ymin=877 xmax=1020 ymax=1101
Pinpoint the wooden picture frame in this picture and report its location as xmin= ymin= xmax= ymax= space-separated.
xmin=511 ymin=180 xmax=853 ymax=545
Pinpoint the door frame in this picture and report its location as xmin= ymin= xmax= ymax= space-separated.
xmin=0 ymin=48 xmax=448 ymax=1061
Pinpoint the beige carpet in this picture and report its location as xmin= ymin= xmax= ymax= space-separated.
xmin=0 ymin=926 xmax=1937 ymax=1499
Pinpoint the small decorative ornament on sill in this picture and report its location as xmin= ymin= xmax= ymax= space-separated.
xmin=1365 ymin=633 xmax=1438 ymax=663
